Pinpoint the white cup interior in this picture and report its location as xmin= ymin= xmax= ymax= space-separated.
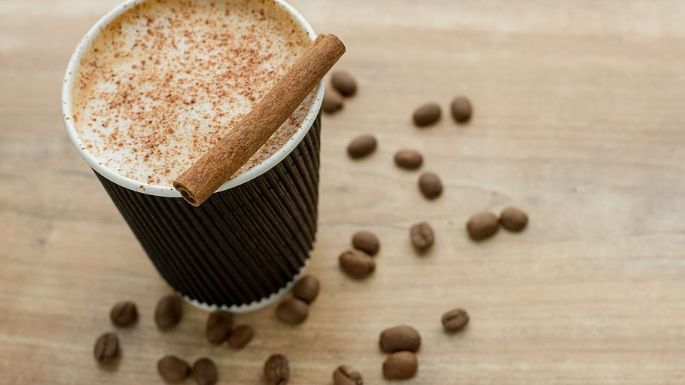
xmin=61 ymin=0 xmax=324 ymax=198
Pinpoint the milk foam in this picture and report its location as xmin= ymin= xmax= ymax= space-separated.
xmin=71 ymin=0 xmax=315 ymax=186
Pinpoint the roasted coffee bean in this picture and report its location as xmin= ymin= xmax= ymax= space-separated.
xmin=93 ymin=332 xmax=119 ymax=364
xmin=264 ymin=354 xmax=290 ymax=385
xmin=466 ymin=211 xmax=499 ymax=241
xmin=379 ymin=325 xmax=421 ymax=353
xmin=499 ymin=206 xmax=528 ymax=232
xmin=154 ymin=294 xmax=182 ymax=330
xmin=333 ymin=364 xmax=364 ymax=385
xmin=331 ymin=71 xmax=357 ymax=97
xmin=418 ymin=172 xmax=443 ymax=199
xmin=351 ymin=230 xmax=380 ymax=256
xmin=347 ymin=135 xmax=377 ymax=159
xmin=323 ymin=88 xmax=344 ymax=114
xmin=410 ymin=222 xmax=434 ymax=252
xmin=412 ymin=102 xmax=441 ymax=127
xmin=192 ymin=357 xmax=218 ymax=385
xmin=292 ymin=275 xmax=320 ymax=303
xmin=276 ymin=297 xmax=309 ymax=325
xmin=382 ymin=351 xmax=418 ymax=380
xmin=339 ymin=249 xmax=375 ymax=279
xmin=109 ymin=301 xmax=138 ymax=328
xmin=157 ymin=355 xmax=191 ymax=383
xmin=442 ymin=308 xmax=469 ymax=332
xmin=450 ymin=96 xmax=473 ymax=123
xmin=228 ymin=325 xmax=254 ymax=349
xmin=206 ymin=311 xmax=233 ymax=344
xmin=394 ymin=149 xmax=423 ymax=170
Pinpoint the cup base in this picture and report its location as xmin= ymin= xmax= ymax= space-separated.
xmin=179 ymin=258 xmax=310 ymax=313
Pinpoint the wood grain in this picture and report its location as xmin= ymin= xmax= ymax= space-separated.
xmin=2 ymin=0 xmax=685 ymax=384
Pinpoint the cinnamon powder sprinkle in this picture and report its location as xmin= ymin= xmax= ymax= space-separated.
xmin=71 ymin=0 xmax=315 ymax=186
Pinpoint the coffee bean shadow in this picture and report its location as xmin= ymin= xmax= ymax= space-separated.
xmin=347 ymin=274 xmax=376 ymax=281
xmin=160 ymin=377 xmax=187 ymax=385
xmin=467 ymin=231 xmax=499 ymax=243
xmin=97 ymin=355 xmax=122 ymax=373
xmin=443 ymin=323 xmax=470 ymax=337
xmin=412 ymin=246 xmax=434 ymax=258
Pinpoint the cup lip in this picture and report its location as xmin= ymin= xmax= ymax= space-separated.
xmin=61 ymin=0 xmax=324 ymax=198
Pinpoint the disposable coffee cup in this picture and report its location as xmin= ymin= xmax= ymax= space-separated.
xmin=61 ymin=0 xmax=324 ymax=312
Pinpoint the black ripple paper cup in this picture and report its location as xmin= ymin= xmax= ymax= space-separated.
xmin=95 ymin=118 xmax=320 ymax=311
xmin=61 ymin=0 xmax=324 ymax=312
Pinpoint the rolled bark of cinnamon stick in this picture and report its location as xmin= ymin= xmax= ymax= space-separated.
xmin=173 ymin=34 xmax=345 ymax=206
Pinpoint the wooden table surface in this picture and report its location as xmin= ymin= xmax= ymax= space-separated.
xmin=2 ymin=0 xmax=685 ymax=384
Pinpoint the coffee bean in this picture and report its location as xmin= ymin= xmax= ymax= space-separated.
xmin=379 ymin=325 xmax=421 ymax=353
xmin=466 ymin=211 xmax=499 ymax=241
xmin=206 ymin=311 xmax=233 ymax=344
xmin=292 ymin=274 xmax=320 ymax=303
xmin=276 ymin=297 xmax=309 ymax=325
xmin=418 ymin=172 xmax=443 ymax=199
xmin=351 ymin=230 xmax=380 ymax=256
xmin=409 ymin=222 xmax=434 ymax=252
xmin=331 ymin=71 xmax=357 ymax=97
xmin=382 ymin=351 xmax=418 ymax=380
xmin=157 ymin=355 xmax=190 ymax=383
xmin=93 ymin=332 xmax=119 ymax=364
xmin=333 ymin=365 xmax=363 ymax=385
xmin=109 ymin=301 xmax=138 ymax=328
xmin=412 ymin=103 xmax=441 ymax=127
xmin=339 ymin=249 xmax=375 ymax=279
xmin=264 ymin=354 xmax=289 ymax=385
xmin=323 ymin=88 xmax=344 ymax=114
xmin=192 ymin=357 xmax=218 ymax=385
xmin=499 ymin=206 xmax=528 ymax=232
xmin=394 ymin=149 xmax=423 ymax=170
xmin=347 ymin=135 xmax=377 ymax=159
xmin=450 ymin=96 xmax=472 ymax=123
xmin=154 ymin=294 xmax=182 ymax=330
xmin=442 ymin=308 xmax=469 ymax=332
xmin=228 ymin=325 xmax=254 ymax=349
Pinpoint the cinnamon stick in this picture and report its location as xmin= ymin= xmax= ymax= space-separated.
xmin=173 ymin=34 xmax=345 ymax=206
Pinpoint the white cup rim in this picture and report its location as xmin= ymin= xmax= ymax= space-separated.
xmin=61 ymin=0 xmax=324 ymax=198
